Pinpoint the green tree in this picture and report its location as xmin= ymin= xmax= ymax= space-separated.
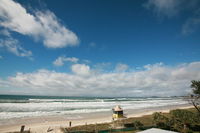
xmin=190 ymin=80 xmax=200 ymax=114
xmin=170 ymin=109 xmax=197 ymax=133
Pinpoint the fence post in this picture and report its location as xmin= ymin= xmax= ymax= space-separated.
xmin=69 ymin=121 xmax=72 ymax=127
xmin=20 ymin=125 xmax=25 ymax=133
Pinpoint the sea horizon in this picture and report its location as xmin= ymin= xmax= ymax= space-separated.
xmin=0 ymin=94 xmax=187 ymax=98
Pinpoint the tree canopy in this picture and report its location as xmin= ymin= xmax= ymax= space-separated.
xmin=190 ymin=80 xmax=200 ymax=114
xmin=191 ymin=80 xmax=200 ymax=95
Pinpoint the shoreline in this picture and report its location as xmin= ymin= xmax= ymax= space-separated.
xmin=0 ymin=104 xmax=193 ymax=133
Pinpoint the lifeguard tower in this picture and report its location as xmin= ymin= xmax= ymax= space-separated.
xmin=112 ymin=105 xmax=125 ymax=120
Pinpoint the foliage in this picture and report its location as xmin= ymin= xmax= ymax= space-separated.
xmin=191 ymin=80 xmax=200 ymax=95
xmin=170 ymin=109 xmax=199 ymax=132
xmin=170 ymin=109 xmax=198 ymax=124
xmin=190 ymin=80 xmax=200 ymax=114
xmin=133 ymin=120 xmax=143 ymax=129
xmin=153 ymin=112 xmax=171 ymax=129
xmin=153 ymin=109 xmax=200 ymax=133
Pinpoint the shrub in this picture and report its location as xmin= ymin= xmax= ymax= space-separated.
xmin=170 ymin=109 xmax=199 ymax=132
xmin=170 ymin=109 xmax=197 ymax=125
xmin=153 ymin=112 xmax=170 ymax=129
xmin=133 ymin=120 xmax=143 ymax=129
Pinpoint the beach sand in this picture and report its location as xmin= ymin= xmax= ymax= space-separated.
xmin=0 ymin=104 xmax=193 ymax=133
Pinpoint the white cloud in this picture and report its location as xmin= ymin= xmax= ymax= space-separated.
xmin=182 ymin=11 xmax=200 ymax=35
xmin=0 ymin=29 xmax=11 ymax=37
xmin=144 ymin=0 xmax=181 ymax=17
xmin=145 ymin=0 xmax=200 ymax=35
xmin=144 ymin=62 xmax=163 ymax=70
xmin=53 ymin=56 xmax=79 ymax=66
xmin=0 ymin=38 xmax=32 ymax=58
xmin=0 ymin=55 xmax=3 ymax=59
xmin=0 ymin=0 xmax=79 ymax=48
xmin=71 ymin=64 xmax=91 ymax=76
xmin=1 ymin=62 xmax=200 ymax=96
xmin=115 ymin=63 xmax=129 ymax=72
xmin=144 ymin=0 xmax=199 ymax=18
xmin=83 ymin=59 xmax=91 ymax=64
xmin=36 ymin=11 xmax=79 ymax=48
xmin=93 ymin=62 xmax=111 ymax=73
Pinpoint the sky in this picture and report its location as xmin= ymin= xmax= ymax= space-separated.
xmin=0 ymin=0 xmax=200 ymax=97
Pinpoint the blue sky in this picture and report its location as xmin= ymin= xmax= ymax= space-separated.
xmin=0 ymin=0 xmax=200 ymax=96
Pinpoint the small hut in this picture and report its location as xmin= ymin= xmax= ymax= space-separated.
xmin=112 ymin=105 xmax=125 ymax=120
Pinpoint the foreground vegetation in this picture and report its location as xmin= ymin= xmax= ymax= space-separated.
xmin=153 ymin=108 xmax=200 ymax=133
xmin=61 ymin=108 xmax=200 ymax=133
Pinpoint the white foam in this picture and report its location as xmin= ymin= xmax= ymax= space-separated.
xmin=0 ymin=97 xmax=188 ymax=120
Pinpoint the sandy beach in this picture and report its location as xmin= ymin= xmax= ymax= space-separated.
xmin=0 ymin=104 xmax=193 ymax=133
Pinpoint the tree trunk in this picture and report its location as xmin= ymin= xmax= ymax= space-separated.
xmin=192 ymin=100 xmax=200 ymax=115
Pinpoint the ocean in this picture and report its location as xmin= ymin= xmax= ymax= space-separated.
xmin=0 ymin=95 xmax=188 ymax=121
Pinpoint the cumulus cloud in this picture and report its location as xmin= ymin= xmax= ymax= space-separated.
xmin=93 ymin=62 xmax=111 ymax=73
xmin=71 ymin=64 xmax=91 ymax=76
xmin=115 ymin=63 xmax=129 ymax=72
xmin=0 ymin=37 xmax=32 ymax=58
xmin=0 ymin=62 xmax=200 ymax=96
xmin=53 ymin=56 xmax=79 ymax=66
xmin=0 ymin=0 xmax=79 ymax=48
